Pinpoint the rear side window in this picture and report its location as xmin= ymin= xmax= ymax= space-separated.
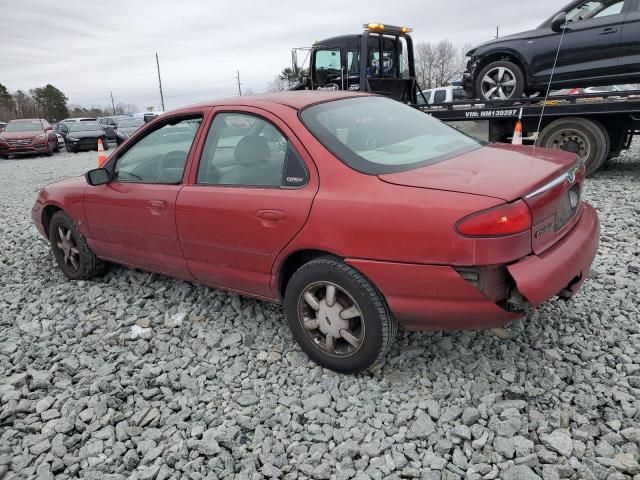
xmin=300 ymin=96 xmax=482 ymax=175
xmin=196 ymin=113 xmax=308 ymax=188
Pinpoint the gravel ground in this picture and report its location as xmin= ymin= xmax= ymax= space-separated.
xmin=0 ymin=144 xmax=639 ymax=480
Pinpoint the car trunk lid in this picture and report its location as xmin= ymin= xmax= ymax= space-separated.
xmin=379 ymin=143 xmax=584 ymax=254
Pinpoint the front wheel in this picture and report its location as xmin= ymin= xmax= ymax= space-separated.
xmin=475 ymin=60 xmax=525 ymax=102
xmin=284 ymin=257 xmax=397 ymax=374
xmin=49 ymin=211 xmax=107 ymax=280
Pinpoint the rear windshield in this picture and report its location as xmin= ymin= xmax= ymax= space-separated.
xmin=5 ymin=121 xmax=42 ymax=132
xmin=300 ymin=96 xmax=482 ymax=174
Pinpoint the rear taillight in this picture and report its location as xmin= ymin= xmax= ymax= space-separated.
xmin=456 ymin=200 xmax=531 ymax=237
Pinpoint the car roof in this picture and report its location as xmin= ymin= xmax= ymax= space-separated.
xmin=9 ymin=118 xmax=43 ymax=122
xmin=172 ymin=91 xmax=370 ymax=114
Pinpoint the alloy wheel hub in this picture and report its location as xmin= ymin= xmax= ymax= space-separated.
xmin=316 ymin=299 xmax=350 ymax=339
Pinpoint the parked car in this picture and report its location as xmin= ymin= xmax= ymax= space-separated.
xmin=416 ymin=86 xmax=468 ymax=105
xmin=114 ymin=117 xmax=145 ymax=145
xmin=55 ymin=134 xmax=65 ymax=151
xmin=0 ymin=118 xmax=59 ymax=158
xmin=99 ymin=116 xmax=127 ymax=143
xmin=53 ymin=122 xmax=70 ymax=139
xmin=463 ymin=0 xmax=640 ymax=101
xmin=0 ymin=122 xmax=6 ymax=132
xmin=64 ymin=121 xmax=109 ymax=153
xmin=32 ymin=92 xmax=600 ymax=373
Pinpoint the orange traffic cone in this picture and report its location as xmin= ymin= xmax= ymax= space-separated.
xmin=512 ymin=108 xmax=524 ymax=146
xmin=97 ymin=138 xmax=107 ymax=166
xmin=512 ymin=120 xmax=523 ymax=146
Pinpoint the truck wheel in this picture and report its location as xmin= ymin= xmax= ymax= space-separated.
xmin=536 ymin=117 xmax=609 ymax=175
xmin=49 ymin=211 xmax=107 ymax=280
xmin=284 ymin=257 xmax=397 ymax=374
xmin=475 ymin=60 xmax=525 ymax=102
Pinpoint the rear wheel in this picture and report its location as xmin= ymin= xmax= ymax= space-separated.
xmin=476 ymin=60 xmax=525 ymax=102
xmin=49 ymin=211 xmax=106 ymax=280
xmin=103 ymin=137 xmax=109 ymax=150
xmin=537 ymin=117 xmax=609 ymax=175
xmin=284 ymin=257 xmax=396 ymax=374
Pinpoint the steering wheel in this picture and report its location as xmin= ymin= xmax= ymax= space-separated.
xmin=158 ymin=150 xmax=187 ymax=183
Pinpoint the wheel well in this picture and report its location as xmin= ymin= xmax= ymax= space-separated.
xmin=277 ymin=249 xmax=340 ymax=297
xmin=476 ymin=53 xmax=527 ymax=85
xmin=41 ymin=205 xmax=62 ymax=239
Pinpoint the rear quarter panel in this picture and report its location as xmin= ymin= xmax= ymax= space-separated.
xmin=270 ymin=110 xmax=532 ymax=269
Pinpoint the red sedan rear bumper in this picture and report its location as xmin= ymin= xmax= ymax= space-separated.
xmin=507 ymin=202 xmax=599 ymax=306
xmin=347 ymin=202 xmax=599 ymax=331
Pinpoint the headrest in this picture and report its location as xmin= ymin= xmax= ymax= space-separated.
xmin=234 ymin=135 xmax=270 ymax=166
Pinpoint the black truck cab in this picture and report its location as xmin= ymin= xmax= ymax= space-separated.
xmin=292 ymin=23 xmax=419 ymax=103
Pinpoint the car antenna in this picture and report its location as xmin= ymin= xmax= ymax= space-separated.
xmin=532 ymin=19 xmax=568 ymax=160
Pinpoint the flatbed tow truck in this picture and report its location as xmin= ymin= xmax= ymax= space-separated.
xmin=292 ymin=23 xmax=640 ymax=174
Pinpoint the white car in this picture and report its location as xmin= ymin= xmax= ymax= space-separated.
xmin=55 ymin=134 xmax=65 ymax=151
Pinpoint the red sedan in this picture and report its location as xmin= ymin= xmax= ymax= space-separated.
xmin=32 ymin=92 xmax=600 ymax=373
xmin=0 ymin=118 xmax=59 ymax=158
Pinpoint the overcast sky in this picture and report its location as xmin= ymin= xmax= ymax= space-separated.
xmin=0 ymin=0 xmax=563 ymax=111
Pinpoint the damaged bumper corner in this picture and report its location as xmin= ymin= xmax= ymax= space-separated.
xmin=507 ymin=203 xmax=600 ymax=307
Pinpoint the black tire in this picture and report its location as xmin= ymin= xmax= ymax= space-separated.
xmin=475 ymin=60 xmax=525 ymax=102
xmin=103 ymin=137 xmax=109 ymax=151
xmin=46 ymin=142 xmax=54 ymax=157
xmin=536 ymin=117 xmax=609 ymax=175
xmin=284 ymin=257 xmax=396 ymax=374
xmin=49 ymin=211 xmax=106 ymax=280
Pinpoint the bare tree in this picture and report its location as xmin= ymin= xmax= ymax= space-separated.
xmin=415 ymin=39 xmax=469 ymax=89
xmin=267 ymin=76 xmax=288 ymax=93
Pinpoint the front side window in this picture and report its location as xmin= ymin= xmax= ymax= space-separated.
xmin=197 ymin=113 xmax=307 ymax=188
xmin=300 ymin=96 xmax=482 ymax=175
xmin=114 ymin=116 xmax=202 ymax=184
xmin=314 ymin=49 xmax=341 ymax=84
xmin=566 ymin=0 xmax=625 ymax=22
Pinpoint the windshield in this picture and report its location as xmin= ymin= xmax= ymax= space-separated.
xmin=5 ymin=121 xmax=43 ymax=133
xmin=300 ymin=96 xmax=482 ymax=174
xmin=69 ymin=122 xmax=102 ymax=132
xmin=117 ymin=118 xmax=144 ymax=128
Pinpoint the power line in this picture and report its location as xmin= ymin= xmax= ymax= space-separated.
xmin=156 ymin=53 xmax=166 ymax=111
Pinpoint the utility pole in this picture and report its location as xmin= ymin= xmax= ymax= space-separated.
xmin=156 ymin=53 xmax=165 ymax=111
xmin=496 ymin=26 xmax=500 ymax=38
xmin=110 ymin=91 xmax=116 ymax=115
xmin=236 ymin=70 xmax=242 ymax=97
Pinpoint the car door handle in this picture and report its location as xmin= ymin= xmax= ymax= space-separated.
xmin=599 ymin=27 xmax=618 ymax=34
xmin=147 ymin=200 xmax=167 ymax=210
xmin=256 ymin=209 xmax=287 ymax=221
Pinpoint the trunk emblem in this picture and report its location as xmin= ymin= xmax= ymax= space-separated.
xmin=566 ymin=165 xmax=579 ymax=184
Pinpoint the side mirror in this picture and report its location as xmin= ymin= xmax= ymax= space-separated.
xmin=551 ymin=12 xmax=569 ymax=32
xmin=45 ymin=126 xmax=53 ymax=131
xmin=85 ymin=168 xmax=111 ymax=186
